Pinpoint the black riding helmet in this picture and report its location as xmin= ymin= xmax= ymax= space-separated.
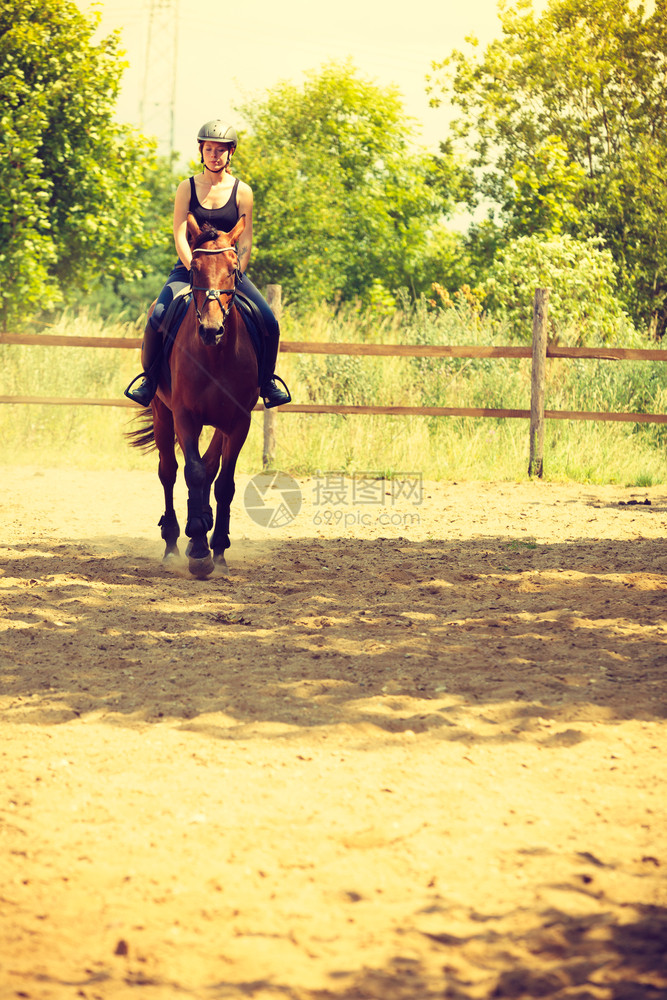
xmin=197 ymin=120 xmax=238 ymax=148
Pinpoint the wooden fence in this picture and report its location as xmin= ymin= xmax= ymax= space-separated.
xmin=1 ymin=288 xmax=666 ymax=476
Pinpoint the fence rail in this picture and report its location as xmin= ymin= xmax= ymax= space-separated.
xmin=2 ymin=289 xmax=666 ymax=476
xmin=1 ymin=395 xmax=664 ymax=427
xmin=1 ymin=332 xmax=666 ymax=362
xmin=1 ymin=335 xmax=665 ymax=422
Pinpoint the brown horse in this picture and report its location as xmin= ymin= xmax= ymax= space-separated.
xmin=129 ymin=213 xmax=259 ymax=577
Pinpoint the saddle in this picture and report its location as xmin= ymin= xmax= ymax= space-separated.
xmin=158 ymin=285 xmax=268 ymax=386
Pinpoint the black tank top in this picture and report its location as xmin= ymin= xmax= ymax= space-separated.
xmin=189 ymin=176 xmax=240 ymax=231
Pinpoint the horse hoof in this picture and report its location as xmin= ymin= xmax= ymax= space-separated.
xmin=189 ymin=554 xmax=214 ymax=578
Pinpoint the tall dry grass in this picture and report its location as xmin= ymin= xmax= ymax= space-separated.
xmin=1 ymin=301 xmax=666 ymax=485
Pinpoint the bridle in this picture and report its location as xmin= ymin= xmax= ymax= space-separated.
xmin=190 ymin=244 xmax=242 ymax=331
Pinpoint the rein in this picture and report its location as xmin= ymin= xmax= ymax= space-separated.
xmin=190 ymin=244 xmax=242 ymax=328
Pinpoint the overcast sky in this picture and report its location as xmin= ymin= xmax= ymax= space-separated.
xmin=80 ymin=0 xmax=520 ymax=160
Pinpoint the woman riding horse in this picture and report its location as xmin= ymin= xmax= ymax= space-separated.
xmin=125 ymin=119 xmax=291 ymax=409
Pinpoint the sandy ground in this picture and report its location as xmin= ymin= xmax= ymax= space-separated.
xmin=1 ymin=464 xmax=666 ymax=1000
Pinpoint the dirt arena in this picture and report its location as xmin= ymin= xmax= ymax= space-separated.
xmin=1 ymin=465 xmax=666 ymax=999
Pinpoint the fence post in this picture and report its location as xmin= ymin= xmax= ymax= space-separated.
xmin=528 ymin=288 xmax=549 ymax=478
xmin=263 ymin=284 xmax=281 ymax=469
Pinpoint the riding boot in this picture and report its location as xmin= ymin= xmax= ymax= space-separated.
xmin=260 ymin=328 xmax=292 ymax=409
xmin=124 ymin=322 xmax=164 ymax=406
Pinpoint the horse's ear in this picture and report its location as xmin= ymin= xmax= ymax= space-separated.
xmin=228 ymin=214 xmax=246 ymax=246
xmin=186 ymin=213 xmax=201 ymax=247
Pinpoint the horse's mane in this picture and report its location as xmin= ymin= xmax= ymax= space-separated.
xmin=192 ymin=223 xmax=224 ymax=251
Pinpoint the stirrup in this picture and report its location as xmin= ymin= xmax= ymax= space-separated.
xmin=124 ymin=372 xmax=156 ymax=406
xmin=261 ymin=375 xmax=292 ymax=409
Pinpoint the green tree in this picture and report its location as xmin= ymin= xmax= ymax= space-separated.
xmin=86 ymin=153 xmax=180 ymax=322
xmin=0 ymin=0 xmax=154 ymax=328
xmin=505 ymin=136 xmax=587 ymax=237
xmin=233 ymin=61 xmax=468 ymax=308
xmin=428 ymin=0 xmax=667 ymax=335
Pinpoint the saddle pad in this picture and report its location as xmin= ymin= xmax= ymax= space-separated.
xmin=234 ymin=291 xmax=268 ymax=386
xmin=161 ymin=288 xmax=191 ymax=358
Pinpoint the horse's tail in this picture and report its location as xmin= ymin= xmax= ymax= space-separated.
xmin=125 ymin=408 xmax=156 ymax=452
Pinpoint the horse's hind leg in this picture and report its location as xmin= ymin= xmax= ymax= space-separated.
xmin=180 ymin=430 xmax=215 ymax=579
xmin=210 ymin=418 xmax=252 ymax=573
xmin=153 ymin=399 xmax=180 ymax=558
xmin=202 ymin=429 xmax=224 ymax=525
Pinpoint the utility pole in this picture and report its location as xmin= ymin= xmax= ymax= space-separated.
xmin=139 ymin=0 xmax=179 ymax=156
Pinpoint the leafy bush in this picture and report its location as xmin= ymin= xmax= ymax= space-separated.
xmin=481 ymin=235 xmax=634 ymax=344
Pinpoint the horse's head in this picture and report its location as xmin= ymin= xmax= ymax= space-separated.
xmin=187 ymin=213 xmax=246 ymax=346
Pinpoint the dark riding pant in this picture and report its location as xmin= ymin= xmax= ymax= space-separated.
xmin=148 ymin=261 xmax=190 ymax=333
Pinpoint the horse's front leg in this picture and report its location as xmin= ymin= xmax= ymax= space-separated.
xmin=152 ymin=398 xmax=180 ymax=559
xmin=181 ymin=433 xmax=215 ymax=579
xmin=210 ymin=418 xmax=252 ymax=573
